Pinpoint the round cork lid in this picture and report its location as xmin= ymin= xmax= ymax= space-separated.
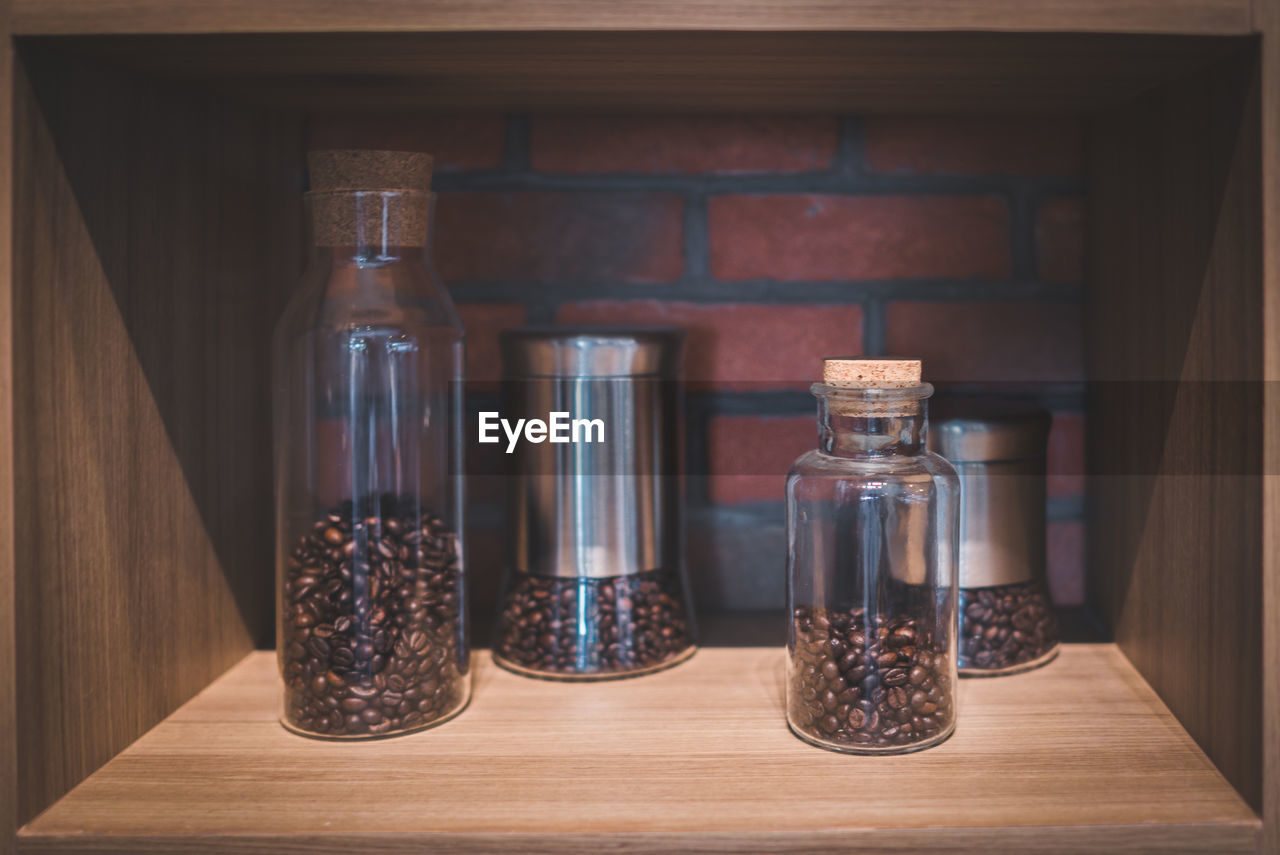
xmin=307 ymin=149 xmax=433 ymax=193
xmin=822 ymin=358 xmax=922 ymax=388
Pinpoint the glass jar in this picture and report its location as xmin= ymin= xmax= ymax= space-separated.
xmin=273 ymin=150 xmax=469 ymax=738
xmin=929 ymin=399 xmax=1059 ymax=675
xmin=492 ymin=327 xmax=697 ymax=680
xmin=786 ymin=358 xmax=959 ymax=753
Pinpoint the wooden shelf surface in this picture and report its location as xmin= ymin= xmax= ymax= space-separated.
xmin=18 ymin=645 xmax=1258 ymax=854
xmin=11 ymin=0 xmax=1256 ymax=37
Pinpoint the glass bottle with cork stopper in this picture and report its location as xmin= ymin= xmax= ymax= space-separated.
xmin=785 ymin=358 xmax=960 ymax=753
xmin=272 ymin=149 xmax=469 ymax=738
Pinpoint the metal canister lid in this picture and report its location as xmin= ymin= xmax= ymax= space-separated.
xmin=500 ymin=326 xmax=685 ymax=378
xmin=929 ymin=398 xmax=1051 ymax=463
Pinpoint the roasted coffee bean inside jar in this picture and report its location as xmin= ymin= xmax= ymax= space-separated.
xmin=493 ymin=569 xmax=695 ymax=679
xmin=959 ymin=581 xmax=1059 ymax=674
xmin=788 ymin=605 xmax=955 ymax=752
xmin=280 ymin=494 xmax=467 ymax=737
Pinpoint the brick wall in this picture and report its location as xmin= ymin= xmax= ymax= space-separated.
xmin=309 ymin=113 xmax=1086 ymax=615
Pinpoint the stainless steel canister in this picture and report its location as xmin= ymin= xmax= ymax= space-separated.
xmin=492 ymin=326 xmax=696 ymax=680
xmin=928 ymin=399 xmax=1060 ymax=674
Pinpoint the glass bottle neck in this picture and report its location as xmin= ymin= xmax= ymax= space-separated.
xmin=817 ymin=395 xmax=927 ymax=458
xmin=317 ymin=245 xmax=428 ymax=266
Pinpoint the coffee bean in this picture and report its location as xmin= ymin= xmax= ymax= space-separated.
xmin=280 ymin=495 xmax=467 ymax=738
xmin=958 ymin=581 xmax=1059 ymax=673
xmin=883 ymin=668 xmax=908 ymax=687
xmin=788 ymin=605 xmax=954 ymax=751
xmin=494 ymin=569 xmax=693 ymax=678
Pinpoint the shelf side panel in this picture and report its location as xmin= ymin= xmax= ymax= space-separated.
xmin=11 ymin=46 xmax=302 ymax=824
xmin=1258 ymin=0 xmax=1280 ymax=850
xmin=1087 ymin=49 xmax=1264 ymax=810
xmin=0 ymin=0 xmax=14 ymax=851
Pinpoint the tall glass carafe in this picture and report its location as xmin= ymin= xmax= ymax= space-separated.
xmin=786 ymin=358 xmax=959 ymax=753
xmin=273 ymin=150 xmax=468 ymax=738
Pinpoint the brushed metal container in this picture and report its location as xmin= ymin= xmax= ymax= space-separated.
xmin=492 ymin=326 xmax=696 ymax=680
xmin=928 ymin=399 xmax=1060 ymax=675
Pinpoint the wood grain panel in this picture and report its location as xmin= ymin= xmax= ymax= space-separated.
xmin=16 ymin=647 xmax=1261 ymax=854
xmin=10 ymin=0 xmax=1256 ymax=37
xmin=1256 ymin=0 xmax=1280 ymax=850
xmin=1086 ymin=48 xmax=1264 ymax=811
xmin=0 ymin=0 xmax=15 ymax=852
xmin=11 ymin=47 xmax=303 ymax=825
xmin=35 ymin=31 xmax=1244 ymax=115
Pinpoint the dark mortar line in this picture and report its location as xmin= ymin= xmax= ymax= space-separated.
xmin=683 ymin=400 xmax=714 ymax=506
xmin=432 ymin=170 xmax=1084 ymax=197
xmin=692 ymin=386 xmax=1085 ymax=416
xmin=862 ymin=296 xmax=887 ymax=356
xmin=447 ymin=278 xmax=1083 ymax=303
xmin=501 ymin=114 xmax=531 ymax=172
xmin=1008 ymin=182 xmax=1039 ymax=281
xmin=683 ymin=192 xmax=711 ymax=280
xmin=835 ymin=115 xmax=865 ymax=179
xmin=691 ymin=499 xmax=1082 ymax=528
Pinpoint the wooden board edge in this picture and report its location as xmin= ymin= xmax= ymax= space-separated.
xmin=1259 ymin=0 xmax=1280 ymax=852
xmin=12 ymin=822 xmax=1263 ymax=855
xmin=8 ymin=0 xmax=1258 ymax=38
xmin=1 ymin=0 xmax=15 ymax=853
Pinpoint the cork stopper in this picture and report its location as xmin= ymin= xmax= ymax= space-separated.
xmin=306 ymin=150 xmax=433 ymax=248
xmin=307 ymin=150 xmax=433 ymax=193
xmin=820 ymin=358 xmax=924 ymax=417
xmin=822 ymin=358 xmax=921 ymax=388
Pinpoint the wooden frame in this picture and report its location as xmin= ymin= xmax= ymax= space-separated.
xmin=1 ymin=3 xmax=1278 ymax=853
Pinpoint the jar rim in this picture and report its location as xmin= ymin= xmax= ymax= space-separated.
xmin=810 ymin=382 xmax=934 ymax=400
xmin=304 ymin=189 xmax=433 ymax=199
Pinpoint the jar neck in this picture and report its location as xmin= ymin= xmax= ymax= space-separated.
xmin=816 ymin=393 xmax=930 ymax=458
xmin=315 ymin=245 xmax=428 ymax=267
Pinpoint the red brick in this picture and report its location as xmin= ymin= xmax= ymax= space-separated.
xmin=707 ymin=416 xmax=814 ymax=503
xmin=307 ymin=113 xmax=505 ymax=171
xmin=1047 ymin=411 xmax=1085 ymax=499
xmin=457 ymin=303 xmax=526 ymax=381
xmin=531 ymin=115 xmax=838 ymax=174
xmin=434 ymin=192 xmax=683 ymax=284
xmin=1047 ymin=520 xmax=1085 ymax=606
xmin=885 ymin=301 xmax=1082 ymax=383
xmin=1037 ymin=196 xmax=1085 ymax=283
xmin=709 ymin=195 xmax=1009 ymax=281
xmin=863 ymin=117 xmax=1082 ymax=176
xmin=555 ymin=301 xmax=863 ymax=389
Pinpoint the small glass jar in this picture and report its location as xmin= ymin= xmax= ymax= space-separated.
xmin=273 ymin=150 xmax=469 ymax=738
xmin=786 ymin=358 xmax=960 ymax=754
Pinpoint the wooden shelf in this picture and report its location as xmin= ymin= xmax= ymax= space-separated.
xmin=18 ymin=645 xmax=1258 ymax=855
xmin=10 ymin=0 xmax=1256 ymax=37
